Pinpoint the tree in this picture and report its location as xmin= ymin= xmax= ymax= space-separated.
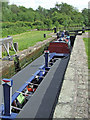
xmin=54 ymin=21 xmax=59 ymax=28
xmin=2 ymin=2 xmax=85 ymax=27
xmin=55 ymin=2 xmax=75 ymax=15
xmin=2 ymin=5 xmax=13 ymax=22
xmin=34 ymin=12 xmax=41 ymax=21
xmin=10 ymin=4 xmax=20 ymax=14
xmin=44 ymin=19 xmax=52 ymax=28
xmin=82 ymin=8 xmax=89 ymax=26
xmin=19 ymin=6 xmax=27 ymax=12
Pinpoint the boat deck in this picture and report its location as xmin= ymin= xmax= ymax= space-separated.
xmin=17 ymin=56 xmax=69 ymax=118
xmin=11 ymin=55 xmax=44 ymax=94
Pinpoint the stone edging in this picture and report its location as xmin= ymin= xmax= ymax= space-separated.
xmin=53 ymin=33 xmax=88 ymax=118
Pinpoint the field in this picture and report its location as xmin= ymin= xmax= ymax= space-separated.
xmin=13 ymin=31 xmax=52 ymax=50
xmin=2 ymin=30 xmax=52 ymax=56
xmin=83 ymin=37 xmax=90 ymax=69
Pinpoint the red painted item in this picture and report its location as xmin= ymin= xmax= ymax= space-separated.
xmin=27 ymin=86 xmax=36 ymax=92
xmin=48 ymin=42 xmax=70 ymax=54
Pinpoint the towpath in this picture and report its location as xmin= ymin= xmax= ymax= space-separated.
xmin=53 ymin=32 xmax=89 ymax=118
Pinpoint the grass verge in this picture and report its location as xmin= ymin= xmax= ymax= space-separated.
xmin=83 ymin=37 xmax=90 ymax=69
xmin=13 ymin=31 xmax=52 ymax=50
xmin=2 ymin=30 xmax=52 ymax=57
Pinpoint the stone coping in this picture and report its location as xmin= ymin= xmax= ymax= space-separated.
xmin=53 ymin=33 xmax=88 ymax=118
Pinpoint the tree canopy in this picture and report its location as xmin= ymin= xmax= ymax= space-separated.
xmin=2 ymin=2 xmax=89 ymax=27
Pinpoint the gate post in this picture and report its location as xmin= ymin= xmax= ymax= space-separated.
xmin=44 ymin=50 xmax=49 ymax=69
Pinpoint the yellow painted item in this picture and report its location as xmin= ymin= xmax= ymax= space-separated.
xmin=17 ymin=93 xmax=25 ymax=104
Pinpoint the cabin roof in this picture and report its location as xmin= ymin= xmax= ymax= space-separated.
xmin=17 ymin=56 xmax=69 ymax=118
xmin=11 ymin=55 xmax=44 ymax=94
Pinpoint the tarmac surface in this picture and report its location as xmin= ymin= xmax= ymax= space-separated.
xmin=53 ymin=33 xmax=88 ymax=118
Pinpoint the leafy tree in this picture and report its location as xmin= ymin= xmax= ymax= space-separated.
xmin=55 ymin=2 xmax=75 ymax=15
xmin=34 ymin=12 xmax=41 ymax=21
xmin=2 ymin=2 xmax=88 ymax=29
xmin=2 ymin=6 xmax=12 ymax=22
xmin=44 ymin=19 xmax=52 ymax=28
xmin=82 ymin=8 xmax=89 ymax=26
xmin=54 ymin=21 xmax=59 ymax=28
xmin=36 ymin=6 xmax=44 ymax=14
xmin=10 ymin=4 xmax=20 ymax=14
xmin=2 ymin=2 xmax=8 ymax=8
xmin=19 ymin=6 xmax=28 ymax=12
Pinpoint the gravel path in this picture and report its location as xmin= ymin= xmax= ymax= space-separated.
xmin=53 ymin=32 xmax=89 ymax=118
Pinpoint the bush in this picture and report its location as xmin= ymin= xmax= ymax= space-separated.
xmin=2 ymin=21 xmax=33 ymax=37
xmin=24 ymin=22 xmax=32 ymax=28
xmin=2 ymin=26 xmax=30 ymax=37
xmin=33 ymin=21 xmax=44 ymax=26
xmin=2 ymin=22 xmax=15 ymax=28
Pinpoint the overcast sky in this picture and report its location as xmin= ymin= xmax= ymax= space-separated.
xmin=9 ymin=0 xmax=89 ymax=12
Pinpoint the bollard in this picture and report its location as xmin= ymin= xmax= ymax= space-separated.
xmin=2 ymin=78 xmax=13 ymax=116
xmin=14 ymin=55 xmax=21 ymax=73
xmin=82 ymin=27 xmax=85 ymax=33
xmin=75 ymin=31 xmax=78 ymax=36
xmin=7 ymin=35 xmax=11 ymax=38
xmin=54 ymin=27 xmax=57 ymax=33
xmin=14 ymin=42 xmax=18 ymax=52
xmin=44 ymin=50 xmax=49 ymax=69
xmin=57 ymin=33 xmax=59 ymax=39
xmin=44 ymin=34 xmax=46 ymax=38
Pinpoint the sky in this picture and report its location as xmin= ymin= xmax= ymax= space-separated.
xmin=8 ymin=0 xmax=90 ymax=12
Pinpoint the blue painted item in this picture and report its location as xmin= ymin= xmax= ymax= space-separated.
xmin=0 ymin=38 xmax=71 ymax=119
xmin=2 ymin=79 xmax=13 ymax=116
xmin=61 ymin=32 xmax=65 ymax=37
xmin=44 ymin=50 xmax=49 ymax=69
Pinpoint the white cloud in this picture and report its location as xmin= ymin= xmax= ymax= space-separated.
xmin=9 ymin=0 xmax=36 ymax=8
xmin=57 ymin=0 xmax=89 ymax=11
xmin=1 ymin=0 xmax=9 ymax=2
xmin=89 ymin=1 xmax=90 ymax=9
xmin=9 ymin=0 xmax=89 ymax=11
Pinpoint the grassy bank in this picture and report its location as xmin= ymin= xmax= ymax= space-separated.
xmin=1 ymin=21 xmax=52 ymax=37
xmin=2 ymin=40 xmax=53 ymax=79
xmin=2 ymin=30 xmax=52 ymax=57
xmin=83 ymin=37 xmax=90 ymax=69
xmin=13 ymin=31 xmax=52 ymax=50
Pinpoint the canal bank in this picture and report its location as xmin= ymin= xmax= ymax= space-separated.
xmin=0 ymin=34 xmax=56 ymax=80
xmin=53 ymin=32 xmax=88 ymax=118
